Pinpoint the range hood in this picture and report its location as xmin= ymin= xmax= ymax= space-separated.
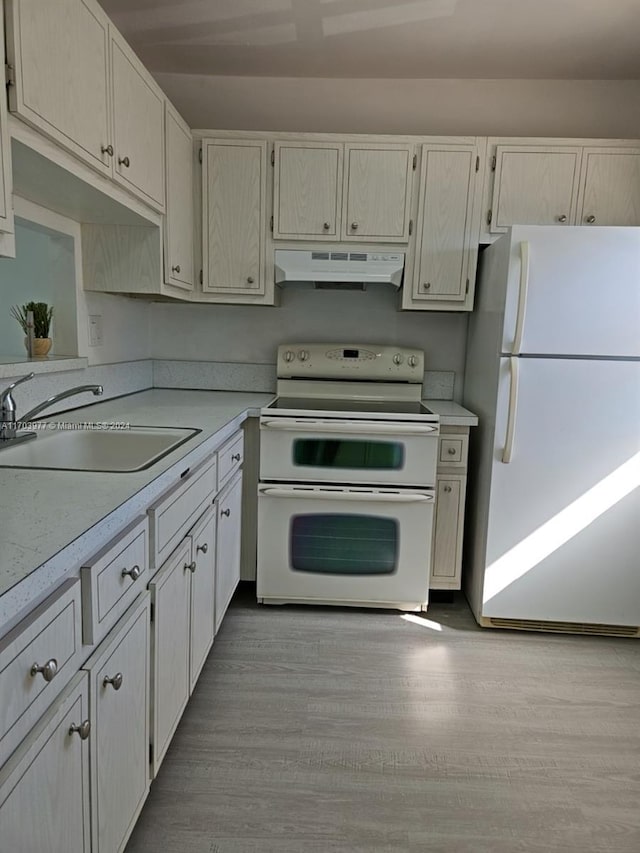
xmin=274 ymin=249 xmax=405 ymax=289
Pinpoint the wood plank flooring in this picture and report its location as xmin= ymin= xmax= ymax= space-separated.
xmin=126 ymin=587 xmax=640 ymax=853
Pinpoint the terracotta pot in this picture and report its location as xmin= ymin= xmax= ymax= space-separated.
xmin=24 ymin=337 xmax=52 ymax=358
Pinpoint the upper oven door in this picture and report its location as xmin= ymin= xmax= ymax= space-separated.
xmin=259 ymin=417 xmax=438 ymax=486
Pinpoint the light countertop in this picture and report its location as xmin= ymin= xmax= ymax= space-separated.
xmin=423 ymin=399 xmax=478 ymax=426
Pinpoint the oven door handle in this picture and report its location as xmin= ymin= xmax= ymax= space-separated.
xmin=261 ymin=419 xmax=438 ymax=435
xmin=259 ymin=487 xmax=435 ymax=503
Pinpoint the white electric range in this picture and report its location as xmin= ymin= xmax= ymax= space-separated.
xmin=257 ymin=343 xmax=440 ymax=611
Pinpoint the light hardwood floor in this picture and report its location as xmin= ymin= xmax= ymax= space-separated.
xmin=126 ymin=588 xmax=640 ymax=853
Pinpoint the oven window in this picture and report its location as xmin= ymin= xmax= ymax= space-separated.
xmin=290 ymin=514 xmax=398 ymax=575
xmin=292 ymin=439 xmax=404 ymax=470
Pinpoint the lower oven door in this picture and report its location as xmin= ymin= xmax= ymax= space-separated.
xmin=256 ymin=484 xmax=434 ymax=610
xmin=260 ymin=417 xmax=438 ymax=486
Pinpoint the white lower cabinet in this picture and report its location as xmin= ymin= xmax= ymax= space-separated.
xmin=429 ymin=428 xmax=470 ymax=591
xmin=215 ymin=471 xmax=243 ymax=633
xmin=0 ymin=670 xmax=91 ymax=853
xmin=83 ymin=594 xmax=150 ymax=853
xmin=188 ymin=507 xmax=217 ymax=692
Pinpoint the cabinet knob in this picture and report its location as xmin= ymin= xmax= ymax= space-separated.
xmin=118 ymin=155 xmax=130 ymax=168
xmin=103 ymin=672 xmax=123 ymax=691
xmin=423 ymin=282 xmax=431 ymax=290
xmin=247 ymin=276 xmax=255 ymax=284
xmin=323 ymin=222 xmax=330 ymax=230
xmin=447 ymin=447 xmax=457 ymax=455
xmin=231 ymin=453 xmax=241 ymax=462
xmin=443 ymin=485 xmax=452 ymax=493
xmin=171 ymin=264 xmax=181 ymax=274
xmin=30 ymin=658 xmax=58 ymax=682
xmin=557 ymin=214 xmax=567 ymax=223
xmin=184 ymin=560 xmax=197 ymax=573
xmin=101 ymin=144 xmax=114 ymax=157
xmin=351 ymin=222 xmax=358 ymax=231
xmin=121 ymin=564 xmax=141 ymax=582
xmin=69 ymin=720 xmax=91 ymax=741
xmin=585 ymin=214 xmax=596 ymax=223
xmin=196 ymin=542 xmax=208 ymax=554
xmin=221 ymin=508 xmax=231 ymax=518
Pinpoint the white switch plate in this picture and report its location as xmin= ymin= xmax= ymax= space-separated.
xmin=88 ymin=315 xmax=103 ymax=347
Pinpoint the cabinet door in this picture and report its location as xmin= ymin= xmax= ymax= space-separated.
xmin=188 ymin=507 xmax=216 ymax=691
xmin=273 ymin=142 xmax=342 ymax=239
xmin=342 ymin=143 xmax=413 ymax=241
xmin=149 ymin=539 xmax=191 ymax=777
xmin=430 ymin=476 xmax=466 ymax=589
xmin=0 ymin=1 xmax=13 ymax=235
xmin=215 ymin=472 xmax=243 ymax=633
xmin=84 ymin=596 xmax=150 ymax=853
xmin=491 ymin=146 xmax=581 ymax=232
xmin=202 ymin=139 xmax=267 ymax=295
xmin=164 ymin=103 xmax=194 ymax=290
xmin=577 ymin=148 xmax=640 ymax=226
xmin=413 ymin=145 xmax=477 ymax=303
xmin=6 ymin=0 xmax=112 ymax=177
xmin=0 ymin=671 xmax=90 ymax=853
xmin=110 ymin=29 xmax=165 ymax=211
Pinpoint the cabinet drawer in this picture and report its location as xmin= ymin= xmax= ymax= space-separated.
xmin=80 ymin=517 xmax=148 ymax=646
xmin=0 ymin=578 xmax=82 ymax=768
xmin=217 ymin=431 xmax=244 ymax=489
xmin=438 ymin=435 xmax=468 ymax=469
xmin=148 ymin=454 xmax=217 ymax=571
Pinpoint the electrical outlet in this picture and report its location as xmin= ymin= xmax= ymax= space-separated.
xmin=88 ymin=315 xmax=103 ymax=347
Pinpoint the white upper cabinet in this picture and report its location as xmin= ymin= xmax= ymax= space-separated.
xmin=6 ymin=0 xmax=112 ymax=176
xmin=410 ymin=144 xmax=477 ymax=306
xmin=577 ymin=148 xmax=640 ymax=226
xmin=342 ymin=143 xmax=414 ymax=241
xmin=164 ymin=103 xmax=194 ymax=290
xmin=273 ymin=141 xmax=342 ymax=239
xmin=202 ymin=138 xmax=268 ymax=300
xmin=0 ymin=1 xmax=14 ymax=240
xmin=490 ymin=145 xmax=581 ymax=232
xmin=110 ymin=28 xmax=165 ymax=211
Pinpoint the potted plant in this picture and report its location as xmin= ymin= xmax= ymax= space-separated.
xmin=10 ymin=302 xmax=54 ymax=357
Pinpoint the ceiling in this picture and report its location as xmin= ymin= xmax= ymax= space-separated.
xmin=99 ymin=0 xmax=640 ymax=80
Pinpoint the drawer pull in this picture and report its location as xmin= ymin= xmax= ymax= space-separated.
xmin=196 ymin=542 xmax=208 ymax=554
xmin=447 ymin=447 xmax=457 ymax=455
xmin=30 ymin=658 xmax=58 ymax=682
xmin=69 ymin=720 xmax=91 ymax=740
xmin=231 ymin=453 xmax=241 ymax=462
xmin=103 ymin=672 xmax=123 ymax=691
xmin=184 ymin=560 xmax=197 ymax=573
xmin=221 ymin=508 xmax=231 ymax=518
xmin=121 ymin=564 xmax=141 ymax=581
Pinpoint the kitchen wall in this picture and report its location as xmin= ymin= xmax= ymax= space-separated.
xmin=155 ymin=75 xmax=640 ymax=138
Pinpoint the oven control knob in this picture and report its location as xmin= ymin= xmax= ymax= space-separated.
xmin=408 ymin=355 xmax=418 ymax=368
xmin=283 ymin=350 xmax=295 ymax=363
xmin=298 ymin=349 xmax=309 ymax=362
xmin=393 ymin=353 xmax=404 ymax=365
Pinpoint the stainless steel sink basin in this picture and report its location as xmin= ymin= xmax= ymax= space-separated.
xmin=0 ymin=426 xmax=201 ymax=472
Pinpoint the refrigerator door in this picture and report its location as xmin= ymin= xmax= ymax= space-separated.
xmin=501 ymin=225 xmax=640 ymax=358
xmin=482 ymin=356 xmax=640 ymax=626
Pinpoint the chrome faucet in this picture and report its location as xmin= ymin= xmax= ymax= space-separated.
xmin=0 ymin=373 xmax=104 ymax=444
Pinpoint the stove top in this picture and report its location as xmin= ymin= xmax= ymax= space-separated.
xmin=266 ymin=397 xmax=434 ymax=416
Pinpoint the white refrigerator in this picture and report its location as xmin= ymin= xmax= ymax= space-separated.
xmin=463 ymin=225 xmax=640 ymax=635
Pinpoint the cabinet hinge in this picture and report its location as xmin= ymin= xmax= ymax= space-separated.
xmin=271 ymin=149 xmax=275 ymax=166
xmin=408 ymin=218 xmax=413 ymax=236
xmin=198 ymin=147 xmax=203 ymax=165
xmin=491 ymin=155 xmax=496 ymax=171
xmin=270 ymin=215 xmax=274 ymax=232
xmin=199 ymin=269 xmax=203 ymax=286
xmin=487 ymin=209 xmax=492 ymax=225
xmin=465 ymin=278 xmax=470 ymax=295
xmin=475 ymin=155 xmax=480 ymax=172
xmin=5 ymin=64 xmax=14 ymax=87
xmin=149 ymin=743 xmax=154 ymax=765
xmin=412 ymin=153 xmax=417 ymax=170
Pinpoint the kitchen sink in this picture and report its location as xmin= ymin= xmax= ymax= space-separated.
xmin=0 ymin=425 xmax=201 ymax=472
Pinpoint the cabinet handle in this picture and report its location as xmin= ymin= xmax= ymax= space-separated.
xmin=103 ymin=672 xmax=123 ymax=691
xmin=351 ymin=222 xmax=358 ymax=231
xmin=171 ymin=264 xmax=181 ymax=274
xmin=323 ymin=222 xmax=330 ymax=230
xmin=118 ymin=155 xmax=130 ymax=168
xmin=121 ymin=564 xmax=141 ymax=582
xmin=557 ymin=214 xmax=567 ymax=223
xmin=443 ymin=485 xmax=452 ymax=493
xmin=247 ymin=276 xmax=255 ymax=284
xmin=101 ymin=144 xmax=114 ymax=157
xmin=447 ymin=447 xmax=457 ymax=456
xmin=221 ymin=508 xmax=231 ymax=518
xmin=585 ymin=215 xmax=596 ymax=223
xmin=196 ymin=542 xmax=208 ymax=554
xmin=423 ymin=282 xmax=431 ymax=290
xmin=231 ymin=453 xmax=241 ymax=462
xmin=30 ymin=658 xmax=58 ymax=682
xmin=69 ymin=720 xmax=91 ymax=741
xmin=184 ymin=560 xmax=197 ymax=573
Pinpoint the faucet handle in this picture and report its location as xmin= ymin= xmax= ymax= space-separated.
xmin=1 ymin=373 xmax=35 ymax=406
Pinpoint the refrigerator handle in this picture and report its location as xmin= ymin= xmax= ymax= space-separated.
xmin=502 ymin=356 xmax=520 ymax=464
xmin=512 ymin=241 xmax=530 ymax=356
